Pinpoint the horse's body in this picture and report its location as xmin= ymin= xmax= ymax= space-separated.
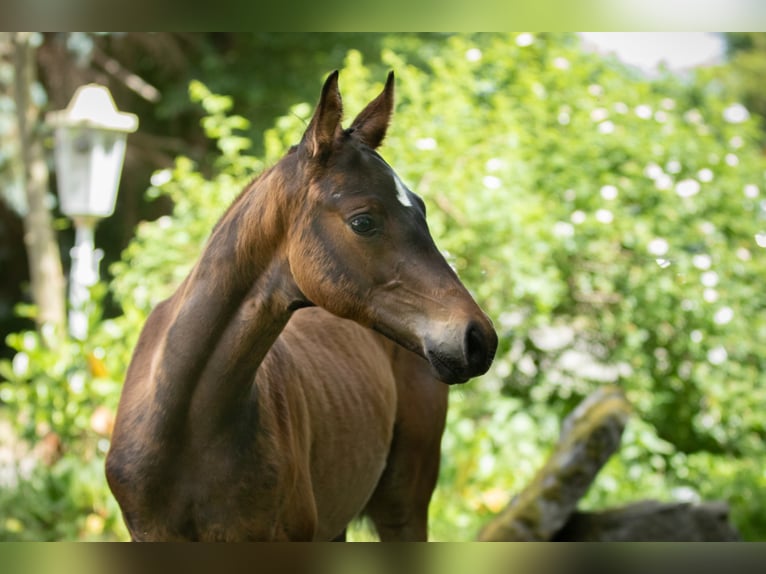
xmin=106 ymin=72 xmax=496 ymax=541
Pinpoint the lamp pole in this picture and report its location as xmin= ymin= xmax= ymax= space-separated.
xmin=47 ymin=84 xmax=138 ymax=340
xmin=68 ymin=216 xmax=102 ymax=340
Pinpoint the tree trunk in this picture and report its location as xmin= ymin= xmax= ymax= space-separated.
xmin=11 ymin=32 xmax=66 ymax=342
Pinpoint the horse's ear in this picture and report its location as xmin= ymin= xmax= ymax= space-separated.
xmin=302 ymin=70 xmax=344 ymax=159
xmin=348 ymin=71 xmax=395 ymax=150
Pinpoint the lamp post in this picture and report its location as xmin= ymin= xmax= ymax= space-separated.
xmin=47 ymin=84 xmax=138 ymax=340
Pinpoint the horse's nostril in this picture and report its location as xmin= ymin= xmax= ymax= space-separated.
xmin=465 ymin=322 xmax=488 ymax=372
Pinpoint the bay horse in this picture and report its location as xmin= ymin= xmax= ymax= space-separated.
xmin=105 ymin=71 xmax=497 ymax=541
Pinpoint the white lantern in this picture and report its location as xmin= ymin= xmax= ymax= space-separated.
xmin=47 ymin=84 xmax=138 ymax=339
xmin=48 ymin=84 xmax=138 ymax=220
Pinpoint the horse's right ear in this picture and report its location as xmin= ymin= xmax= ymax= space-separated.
xmin=301 ymin=70 xmax=344 ymax=160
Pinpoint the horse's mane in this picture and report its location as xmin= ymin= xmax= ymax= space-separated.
xmin=209 ymin=145 xmax=300 ymax=238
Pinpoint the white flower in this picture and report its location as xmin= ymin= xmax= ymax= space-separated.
xmin=723 ymin=103 xmax=749 ymax=124
xmin=151 ymin=169 xmax=172 ymax=187
xmin=22 ymin=332 xmax=36 ymax=351
xmin=690 ymin=330 xmax=703 ymax=343
xmin=571 ymin=210 xmax=586 ymax=224
xmin=588 ymin=84 xmax=603 ymax=97
xmin=755 ymin=233 xmax=766 ymax=248
xmin=12 ymin=352 xmax=29 ymax=377
xmin=598 ymin=121 xmax=615 ymax=134
xmin=465 ymin=48 xmax=482 ymax=62
xmin=647 ymin=238 xmax=669 ymax=256
xmin=701 ymin=271 xmax=719 ymax=288
xmin=516 ymin=33 xmax=534 ymax=47
xmin=744 ymin=184 xmax=759 ymax=198
xmin=553 ymin=57 xmax=570 ymax=70
xmin=591 ymin=108 xmax=609 ymax=122
xmin=558 ymin=112 xmax=570 ymax=125
xmin=595 ymin=209 xmax=613 ymax=224
xmin=707 ymin=346 xmax=728 ymax=365
xmin=494 ymin=359 xmax=511 ymax=378
xmin=736 ymin=247 xmax=751 ymax=261
xmin=714 ymin=306 xmax=734 ymax=325
xmin=498 ymin=310 xmax=526 ymax=329
xmin=485 ymin=158 xmax=506 ymax=172
xmin=676 ymin=179 xmax=701 ymax=198
xmin=415 ymin=137 xmax=437 ymax=150
xmin=635 ymin=105 xmax=652 ymax=119
xmin=68 ymin=372 xmax=86 ymax=394
xmin=553 ymin=221 xmax=575 ymax=237
xmin=482 ymin=175 xmax=502 ymax=189
xmin=697 ymin=168 xmax=714 ymax=182
xmin=157 ymin=215 xmax=172 ymax=229
xmin=656 ymin=258 xmax=672 ymax=269
xmin=730 ymin=135 xmax=744 ymax=149
xmin=613 ymin=102 xmax=628 ymax=114
xmin=725 ymin=153 xmax=739 ymax=167
xmin=655 ymin=174 xmax=673 ymax=191
xmin=654 ymin=111 xmax=668 ymax=123
xmin=133 ymin=285 xmax=149 ymax=306
xmin=600 ymin=185 xmax=618 ymax=200
xmin=673 ymin=484 xmax=701 ymax=503
xmin=685 ymin=109 xmax=703 ymax=124
xmin=644 ymin=163 xmax=663 ymax=180
xmin=704 ymin=288 xmax=719 ymax=303
xmin=661 ymin=98 xmax=676 ymax=110
xmin=662 ymin=163 xmax=679 ymax=176
xmin=692 ymin=254 xmax=712 ymax=270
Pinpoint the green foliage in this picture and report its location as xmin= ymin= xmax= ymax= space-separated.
xmin=0 ymin=453 xmax=127 ymax=541
xmin=0 ymin=288 xmax=129 ymax=540
xmin=339 ymin=34 xmax=766 ymax=540
xmin=2 ymin=33 xmax=766 ymax=540
xmin=716 ymin=33 xmax=766 ymax=142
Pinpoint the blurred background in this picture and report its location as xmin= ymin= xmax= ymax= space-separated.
xmin=1 ymin=32 xmax=766 ymax=541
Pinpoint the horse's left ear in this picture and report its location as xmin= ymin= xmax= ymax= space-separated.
xmin=348 ymin=71 xmax=395 ymax=150
xmin=302 ymin=70 xmax=344 ymax=159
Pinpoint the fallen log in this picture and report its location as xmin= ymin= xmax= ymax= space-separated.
xmin=477 ymin=385 xmax=630 ymax=541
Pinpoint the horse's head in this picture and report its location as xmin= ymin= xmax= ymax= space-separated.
xmin=285 ymin=71 xmax=497 ymax=384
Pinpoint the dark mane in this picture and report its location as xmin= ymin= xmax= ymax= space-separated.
xmin=209 ymin=145 xmax=300 ymax=238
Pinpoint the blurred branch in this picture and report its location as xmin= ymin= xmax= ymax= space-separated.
xmin=91 ymin=45 xmax=161 ymax=103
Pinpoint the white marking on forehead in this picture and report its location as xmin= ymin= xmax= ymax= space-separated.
xmin=392 ymin=172 xmax=413 ymax=207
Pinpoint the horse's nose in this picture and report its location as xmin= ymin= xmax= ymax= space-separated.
xmin=424 ymin=317 xmax=497 ymax=385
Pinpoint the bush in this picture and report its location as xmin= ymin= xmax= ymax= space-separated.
xmin=0 ymin=297 xmax=128 ymax=540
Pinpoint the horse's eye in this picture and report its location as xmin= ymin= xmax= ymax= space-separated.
xmin=349 ymin=214 xmax=377 ymax=236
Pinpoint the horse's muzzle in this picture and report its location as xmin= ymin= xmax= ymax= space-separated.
xmin=425 ymin=319 xmax=498 ymax=385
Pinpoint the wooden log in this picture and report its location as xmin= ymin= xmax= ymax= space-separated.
xmin=477 ymin=385 xmax=631 ymax=541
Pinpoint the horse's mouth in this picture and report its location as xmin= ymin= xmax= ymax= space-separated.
xmin=370 ymin=322 xmax=473 ymax=385
xmin=424 ymin=349 xmax=471 ymax=385
xmin=371 ymin=322 xmax=424 ymax=357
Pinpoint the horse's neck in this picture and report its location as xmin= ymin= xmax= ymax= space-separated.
xmin=150 ymin=173 xmax=301 ymax=439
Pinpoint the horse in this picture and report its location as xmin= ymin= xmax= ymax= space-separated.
xmin=105 ymin=71 xmax=498 ymax=541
